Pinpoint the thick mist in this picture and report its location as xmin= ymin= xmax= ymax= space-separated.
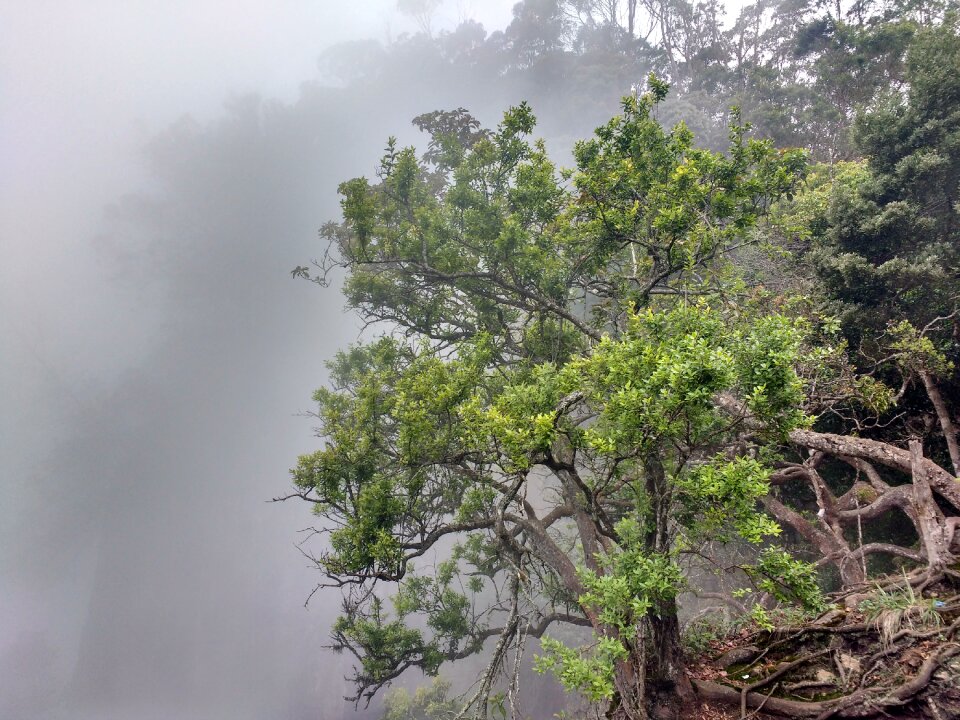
xmin=2 ymin=0 xmax=736 ymax=716
xmin=1 ymin=4 xmax=525 ymax=719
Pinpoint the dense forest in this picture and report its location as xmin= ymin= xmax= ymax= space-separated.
xmin=283 ymin=2 xmax=960 ymax=718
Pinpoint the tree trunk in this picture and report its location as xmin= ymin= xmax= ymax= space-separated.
xmin=646 ymin=599 xmax=691 ymax=720
xmin=607 ymin=618 xmax=692 ymax=720
xmin=920 ymin=371 xmax=960 ymax=476
xmin=909 ymin=438 xmax=953 ymax=573
xmin=609 ymin=642 xmax=645 ymax=720
xmin=774 ymin=431 xmax=960 ymax=584
xmin=642 ymin=454 xmax=692 ymax=720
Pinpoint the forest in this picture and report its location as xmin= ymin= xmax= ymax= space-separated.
xmin=282 ymin=2 xmax=960 ymax=718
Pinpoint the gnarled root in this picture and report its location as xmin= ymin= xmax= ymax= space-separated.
xmin=693 ymin=643 xmax=958 ymax=718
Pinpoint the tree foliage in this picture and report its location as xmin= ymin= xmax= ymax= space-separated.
xmin=286 ymin=81 xmax=821 ymax=719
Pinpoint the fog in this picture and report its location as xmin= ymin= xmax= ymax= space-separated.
xmin=1 ymin=4 xmax=522 ymax=719
xmin=4 ymin=1 xmax=775 ymax=715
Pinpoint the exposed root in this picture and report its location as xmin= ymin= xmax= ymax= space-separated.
xmin=686 ymin=577 xmax=960 ymax=719
xmin=692 ymin=678 xmax=826 ymax=717
xmin=814 ymin=645 xmax=960 ymax=719
xmin=739 ymin=649 xmax=831 ymax=719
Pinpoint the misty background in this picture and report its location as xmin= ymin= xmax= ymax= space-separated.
xmin=0 ymin=2 xmax=749 ymax=718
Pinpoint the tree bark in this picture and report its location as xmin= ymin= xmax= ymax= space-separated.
xmin=642 ymin=453 xmax=692 ymax=720
xmin=610 ymin=642 xmax=645 ymax=720
xmin=646 ymin=598 xmax=690 ymax=720
xmin=788 ymin=429 xmax=960 ymax=512
xmin=909 ymin=438 xmax=952 ymax=573
xmin=920 ymin=371 xmax=960 ymax=476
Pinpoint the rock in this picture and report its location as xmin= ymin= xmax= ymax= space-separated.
xmin=839 ymin=652 xmax=861 ymax=675
xmin=814 ymin=608 xmax=847 ymax=626
xmin=844 ymin=593 xmax=871 ymax=610
xmin=814 ymin=668 xmax=837 ymax=684
xmin=715 ymin=645 xmax=759 ymax=668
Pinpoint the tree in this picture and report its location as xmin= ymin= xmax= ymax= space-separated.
xmin=380 ymin=678 xmax=458 ymax=720
xmin=812 ymin=17 xmax=960 ymax=369
xmin=397 ymin=0 xmax=443 ymax=37
xmin=749 ymin=18 xmax=960 ymax=597
xmin=504 ymin=0 xmax=572 ymax=68
xmin=284 ymin=78 xmax=820 ymax=720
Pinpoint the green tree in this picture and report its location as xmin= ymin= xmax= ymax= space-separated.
xmin=285 ymin=81 xmax=815 ymax=719
xmin=380 ymin=678 xmax=458 ymax=720
xmin=745 ymin=19 xmax=960 ymax=601
xmin=806 ymin=19 xmax=960 ymax=465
